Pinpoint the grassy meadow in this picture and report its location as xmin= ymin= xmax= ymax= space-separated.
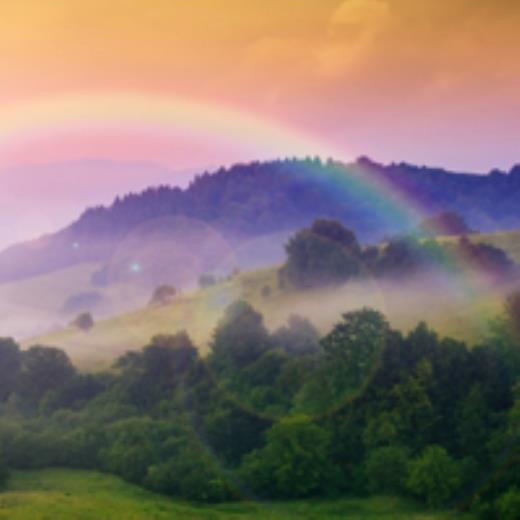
xmin=0 ymin=469 xmax=473 ymax=519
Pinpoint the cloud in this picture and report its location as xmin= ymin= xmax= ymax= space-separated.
xmin=311 ymin=0 xmax=391 ymax=78
xmin=330 ymin=0 xmax=390 ymax=34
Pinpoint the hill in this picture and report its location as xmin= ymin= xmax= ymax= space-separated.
xmin=0 ymin=469 xmax=471 ymax=519
xmin=3 ymin=157 xmax=520 ymax=288
xmin=28 ymin=230 xmax=520 ymax=370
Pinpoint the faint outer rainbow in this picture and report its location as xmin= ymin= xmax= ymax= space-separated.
xmin=0 ymin=90 xmax=428 ymax=225
xmin=0 ymin=91 xmax=338 ymax=162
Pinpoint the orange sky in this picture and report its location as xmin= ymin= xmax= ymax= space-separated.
xmin=0 ymin=1 xmax=520 ymax=246
xmin=1 ymin=0 xmax=520 ymax=170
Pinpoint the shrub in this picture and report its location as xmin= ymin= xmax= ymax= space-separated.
xmin=146 ymin=445 xmax=232 ymax=502
xmin=71 ymin=312 xmax=94 ymax=332
xmin=364 ymin=445 xmax=411 ymax=494
xmin=0 ymin=338 xmax=21 ymax=401
xmin=497 ymin=487 xmax=520 ymax=520
xmin=149 ymin=285 xmax=177 ymax=306
xmin=0 ymin=450 xmax=9 ymax=488
xmin=239 ymin=417 xmax=338 ymax=498
xmin=407 ymin=445 xmax=460 ymax=508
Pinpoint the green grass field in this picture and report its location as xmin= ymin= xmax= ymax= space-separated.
xmin=0 ymin=469 xmax=472 ymax=519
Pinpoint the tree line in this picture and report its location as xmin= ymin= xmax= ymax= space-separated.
xmin=0 ymin=291 xmax=519 ymax=516
xmin=279 ymin=219 xmax=516 ymax=289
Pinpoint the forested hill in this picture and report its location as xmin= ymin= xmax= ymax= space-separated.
xmin=69 ymin=157 xmax=520 ymax=238
xmin=1 ymin=156 xmax=520 ymax=283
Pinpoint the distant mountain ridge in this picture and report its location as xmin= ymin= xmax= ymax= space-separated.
xmin=2 ymin=156 xmax=520 ymax=284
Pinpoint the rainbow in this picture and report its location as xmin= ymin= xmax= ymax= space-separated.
xmin=0 ymin=91 xmax=338 ymax=165
xmin=0 ymin=90 xmax=504 ymax=305
xmin=0 ymin=90 xmax=426 ymax=236
xmin=2 ymin=91 xmax=510 ymax=498
xmin=0 ymin=91 xmax=422 ymax=225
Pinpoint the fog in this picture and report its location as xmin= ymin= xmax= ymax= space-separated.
xmin=263 ymin=270 xmax=507 ymax=346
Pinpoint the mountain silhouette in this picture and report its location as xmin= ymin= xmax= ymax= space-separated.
xmin=1 ymin=156 xmax=520 ymax=284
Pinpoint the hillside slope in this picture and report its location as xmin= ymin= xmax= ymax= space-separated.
xmin=3 ymin=157 xmax=520 ymax=286
xmin=28 ymin=230 xmax=520 ymax=369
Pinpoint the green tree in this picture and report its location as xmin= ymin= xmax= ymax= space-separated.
xmin=16 ymin=346 xmax=76 ymax=407
xmin=501 ymin=291 xmax=520 ymax=376
xmin=146 ymin=444 xmax=231 ymax=502
xmin=363 ymin=411 xmax=402 ymax=449
xmin=321 ymin=308 xmax=389 ymax=401
xmin=458 ymin=237 xmax=514 ymax=278
xmin=203 ymin=403 xmax=271 ymax=465
xmin=497 ymin=487 xmax=520 ymax=520
xmin=272 ymin=314 xmax=320 ymax=356
xmin=209 ymin=301 xmax=272 ymax=374
xmin=364 ymin=445 xmax=411 ymax=494
xmin=375 ymin=237 xmax=426 ymax=277
xmin=115 ymin=332 xmax=198 ymax=409
xmin=102 ymin=418 xmax=173 ymax=484
xmin=240 ymin=417 xmax=337 ymax=498
xmin=0 ymin=338 xmax=21 ymax=401
xmin=456 ymin=384 xmax=492 ymax=458
xmin=280 ymin=219 xmax=361 ymax=288
xmin=236 ymin=349 xmax=291 ymax=414
xmin=407 ymin=445 xmax=460 ymax=508
xmin=0 ymin=449 xmax=9 ymax=488
xmin=506 ymin=291 xmax=520 ymax=338
xmin=389 ymin=361 xmax=438 ymax=450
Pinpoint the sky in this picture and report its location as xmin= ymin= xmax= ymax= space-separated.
xmin=0 ymin=0 xmax=520 ymax=248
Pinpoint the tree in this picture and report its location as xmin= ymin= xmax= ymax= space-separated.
xmin=389 ymin=362 xmax=438 ymax=451
xmin=456 ymin=384 xmax=492 ymax=458
xmin=203 ymin=403 xmax=271 ymax=465
xmin=497 ymin=487 xmax=520 ymax=520
xmin=458 ymin=237 xmax=514 ymax=278
xmin=103 ymin=418 xmax=163 ymax=484
xmin=272 ymin=314 xmax=320 ymax=356
xmin=321 ymin=309 xmax=389 ymax=401
xmin=0 ymin=338 xmax=21 ymax=401
xmin=209 ymin=301 xmax=272 ymax=374
xmin=364 ymin=445 xmax=411 ymax=494
xmin=407 ymin=445 xmax=460 ymax=508
xmin=149 ymin=285 xmax=177 ymax=306
xmin=0 ymin=450 xmax=9 ymax=488
xmin=42 ymin=373 xmax=108 ymax=412
xmin=16 ymin=346 xmax=76 ymax=407
xmin=420 ymin=211 xmax=471 ymax=236
xmin=375 ymin=237 xmax=427 ymax=277
xmin=71 ymin=312 xmax=94 ymax=332
xmin=115 ymin=332 xmax=198 ymax=409
xmin=146 ymin=444 xmax=231 ymax=502
xmin=506 ymin=291 xmax=520 ymax=340
xmin=239 ymin=417 xmax=337 ymax=498
xmin=280 ymin=219 xmax=362 ymax=288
